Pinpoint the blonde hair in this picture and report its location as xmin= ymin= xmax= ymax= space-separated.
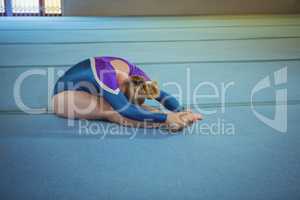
xmin=123 ymin=76 xmax=160 ymax=105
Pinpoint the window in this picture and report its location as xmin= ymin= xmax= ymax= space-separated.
xmin=0 ymin=0 xmax=4 ymax=15
xmin=12 ymin=0 xmax=40 ymax=14
xmin=45 ymin=0 xmax=61 ymax=14
xmin=1 ymin=0 xmax=62 ymax=16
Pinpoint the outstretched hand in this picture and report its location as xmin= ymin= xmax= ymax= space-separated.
xmin=166 ymin=111 xmax=203 ymax=132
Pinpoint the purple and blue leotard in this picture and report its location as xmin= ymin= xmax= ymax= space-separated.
xmin=54 ymin=56 xmax=183 ymax=122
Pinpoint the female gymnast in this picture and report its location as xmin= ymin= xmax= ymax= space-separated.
xmin=52 ymin=56 xmax=202 ymax=132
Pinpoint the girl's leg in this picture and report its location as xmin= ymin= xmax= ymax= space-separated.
xmin=52 ymin=91 xmax=163 ymax=128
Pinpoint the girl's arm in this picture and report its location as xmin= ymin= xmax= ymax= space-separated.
xmin=156 ymin=90 xmax=184 ymax=112
xmin=102 ymin=89 xmax=168 ymax=123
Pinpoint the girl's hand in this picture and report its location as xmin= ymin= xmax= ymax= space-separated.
xmin=166 ymin=112 xmax=203 ymax=132
xmin=189 ymin=112 xmax=203 ymax=122
xmin=183 ymin=108 xmax=203 ymax=122
xmin=165 ymin=112 xmax=194 ymax=132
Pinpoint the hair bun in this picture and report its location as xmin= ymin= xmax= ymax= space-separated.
xmin=130 ymin=76 xmax=145 ymax=85
xmin=143 ymin=81 xmax=160 ymax=99
xmin=129 ymin=76 xmax=160 ymax=99
xmin=125 ymin=76 xmax=160 ymax=104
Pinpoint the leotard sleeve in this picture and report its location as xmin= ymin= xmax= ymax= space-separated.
xmin=155 ymin=90 xmax=184 ymax=112
xmin=102 ymin=89 xmax=167 ymax=122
